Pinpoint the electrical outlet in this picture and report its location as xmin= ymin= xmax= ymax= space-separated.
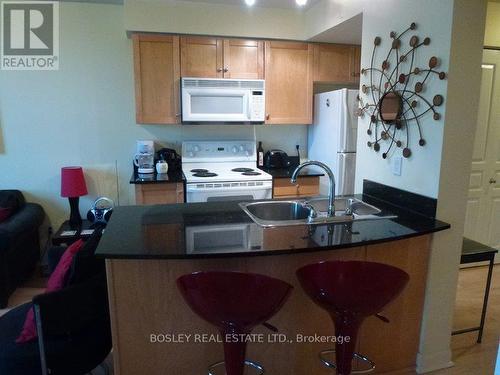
xmin=392 ymin=156 xmax=402 ymax=176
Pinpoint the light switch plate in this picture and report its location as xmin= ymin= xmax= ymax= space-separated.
xmin=392 ymin=156 xmax=402 ymax=176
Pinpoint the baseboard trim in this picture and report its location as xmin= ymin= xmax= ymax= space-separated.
xmin=416 ymin=349 xmax=454 ymax=373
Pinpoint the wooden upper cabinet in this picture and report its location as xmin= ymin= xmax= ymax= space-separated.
xmin=265 ymin=41 xmax=314 ymax=125
xmin=223 ymin=39 xmax=264 ymax=79
xmin=352 ymin=45 xmax=361 ymax=82
xmin=180 ymin=36 xmax=264 ymax=79
xmin=313 ymin=43 xmax=361 ymax=84
xmin=133 ymin=34 xmax=180 ymax=124
xmin=180 ymin=36 xmax=223 ymax=78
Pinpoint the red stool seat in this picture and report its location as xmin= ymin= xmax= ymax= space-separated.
xmin=297 ymin=260 xmax=409 ymax=375
xmin=177 ymin=271 xmax=293 ymax=375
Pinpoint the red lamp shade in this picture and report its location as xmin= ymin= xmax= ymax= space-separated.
xmin=61 ymin=167 xmax=88 ymax=198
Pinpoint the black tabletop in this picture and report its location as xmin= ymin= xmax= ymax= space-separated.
xmin=462 ymin=237 xmax=498 ymax=255
xmin=96 ymin=195 xmax=450 ymax=260
xmin=129 ymin=170 xmax=184 ymax=184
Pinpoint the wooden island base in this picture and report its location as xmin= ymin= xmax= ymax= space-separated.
xmin=106 ymin=235 xmax=431 ymax=375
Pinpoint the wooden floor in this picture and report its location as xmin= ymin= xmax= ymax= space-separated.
xmin=430 ymin=264 xmax=500 ymax=374
xmin=1 ymin=265 xmax=498 ymax=374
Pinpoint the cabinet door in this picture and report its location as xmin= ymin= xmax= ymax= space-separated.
xmin=133 ymin=34 xmax=180 ymax=124
xmin=223 ymin=39 xmax=264 ymax=79
xmin=351 ymin=45 xmax=361 ymax=83
xmin=273 ymin=177 xmax=320 ymax=198
xmin=180 ymin=36 xmax=223 ymax=78
xmin=265 ymin=41 xmax=313 ymax=125
xmin=135 ymin=184 xmax=184 ymax=205
xmin=313 ymin=43 xmax=353 ymax=83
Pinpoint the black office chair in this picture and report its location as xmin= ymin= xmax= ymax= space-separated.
xmin=0 ymin=231 xmax=112 ymax=375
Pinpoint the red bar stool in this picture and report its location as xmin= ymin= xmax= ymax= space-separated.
xmin=296 ymin=260 xmax=409 ymax=375
xmin=177 ymin=271 xmax=293 ymax=375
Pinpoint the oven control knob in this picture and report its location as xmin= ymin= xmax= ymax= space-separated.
xmin=245 ymin=150 xmax=250 ymax=156
xmin=239 ymin=145 xmax=245 ymax=152
xmin=188 ymin=151 xmax=194 ymax=157
xmin=232 ymin=146 xmax=238 ymax=153
xmin=193 ymin=145 xmax=201 ymax=152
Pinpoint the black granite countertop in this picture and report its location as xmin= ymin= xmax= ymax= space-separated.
xmin=96 ymin=193 xmax=450 ymax=260
xmin=259 ymin=166 xmax=324 ymax=179
xmin=130 ymin=170 xmax=184 ymax=184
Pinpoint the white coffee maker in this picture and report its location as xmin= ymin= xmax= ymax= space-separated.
xmin=134 ymin=140 xmax=155 ymax=174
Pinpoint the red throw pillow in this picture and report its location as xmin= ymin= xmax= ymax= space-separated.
xmin=16 ymin=239 xmax=85 ymax=344
xmin=0 ymin=207 xmax=12 ymax=223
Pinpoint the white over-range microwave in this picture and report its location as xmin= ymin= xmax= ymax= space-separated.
xmin=181 ymin=78 xmax=265 ymax=123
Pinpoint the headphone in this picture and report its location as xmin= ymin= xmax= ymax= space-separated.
xmin=87 ymin=197 xmax=114 ymax=224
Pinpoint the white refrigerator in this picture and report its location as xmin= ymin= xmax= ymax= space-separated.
xmin=308 ymin=89 xmax=359 ymax=196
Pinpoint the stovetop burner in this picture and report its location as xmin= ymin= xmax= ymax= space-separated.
xmin=190 ymin=169 xmax=209 ymax=173
xmin=242 ymin=171 xmax=262 ymax=176
xmin=193 ymin=172 xmax=218 ymax=177
xmin=231 ymin=168 xmax=255 ymax=173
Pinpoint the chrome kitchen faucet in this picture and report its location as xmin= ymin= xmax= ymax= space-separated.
xmin=291 ymin=161 xmax=336 ymax=217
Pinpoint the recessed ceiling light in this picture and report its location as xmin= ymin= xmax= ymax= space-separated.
xmin=245 ymin=0 xmax=256 ymax=5
xmin=296 ymin=0 xmax=307 ymax=5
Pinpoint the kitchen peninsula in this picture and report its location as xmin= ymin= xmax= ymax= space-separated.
xmin=97 ymin=181 xmax=449 ymax=375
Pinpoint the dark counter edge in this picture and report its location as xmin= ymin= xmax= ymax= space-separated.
xmin=98 ymin=179 xmax=450 ymax=260
xmin=130 ymin=171 xmax=185 ymax=184
xmin=97 ymin=220 xmax=450 ymax=260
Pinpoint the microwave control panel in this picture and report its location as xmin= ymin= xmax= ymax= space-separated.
xmin=250 ymin=91 xmax=265 ymax=121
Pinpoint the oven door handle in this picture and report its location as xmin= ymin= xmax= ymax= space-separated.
xmin=186 ymin=183 xmax=272 ymax=193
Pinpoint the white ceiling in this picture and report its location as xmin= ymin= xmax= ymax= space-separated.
xmin=169 ymin=0 xmax=321 ymax=10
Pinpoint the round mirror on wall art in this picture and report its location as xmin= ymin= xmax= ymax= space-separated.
xmin=379 ymin=91 xmax=403 ymax=124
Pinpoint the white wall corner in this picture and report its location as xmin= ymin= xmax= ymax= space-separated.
xmin=416 ymin=349 xmax=454 ymax=374
xmin=416 ymin=0 xmax=488 ymax=372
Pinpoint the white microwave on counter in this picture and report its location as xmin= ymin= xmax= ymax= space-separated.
xmin=181 ymin=77 xmax=265 ymax=123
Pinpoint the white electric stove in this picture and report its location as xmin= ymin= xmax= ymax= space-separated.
xmin=182 ymin=141 xmax=273 ymax=203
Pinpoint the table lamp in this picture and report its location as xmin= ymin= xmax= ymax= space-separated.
xmin=61 ymin=166 xmax=88 ymax=229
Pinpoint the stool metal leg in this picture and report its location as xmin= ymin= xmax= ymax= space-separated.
xmin=319 ymin=349 xmax=376 ymax=374
xmin=208 ymin=359 xmax=264 ymax=375
xmin=478 ymin=257 xmax=495 ymax=343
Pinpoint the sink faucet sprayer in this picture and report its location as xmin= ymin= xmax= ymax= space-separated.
xmin=291 ymin=161 xmax=336 ymax=217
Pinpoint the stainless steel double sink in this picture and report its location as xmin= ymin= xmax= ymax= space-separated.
xmin=239 ymin=197 xmax=395 ymax=227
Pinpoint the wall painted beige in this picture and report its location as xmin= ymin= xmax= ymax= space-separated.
xmin=124 ymin=0 xmax=305 ymax=40
xmin=124 ymin=0 xmax=364 ymax=42
xmin=485 ymin=2 xmax=500 ymax=47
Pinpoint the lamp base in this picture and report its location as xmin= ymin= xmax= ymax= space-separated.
xmin=68 ymin=197 xmax=82 ymax=230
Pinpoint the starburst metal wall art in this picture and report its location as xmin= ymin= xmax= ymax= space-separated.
xmin=357 ymin=22 xmax=447 ymax=159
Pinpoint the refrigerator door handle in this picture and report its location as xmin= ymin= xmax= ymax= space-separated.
xmin=337 ymin=153 xmax=346 ymax=195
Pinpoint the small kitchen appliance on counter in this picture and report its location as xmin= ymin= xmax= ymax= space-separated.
xmin=264 ymin=150 xmax=291 ymax=169
xmin=182 ymin=141 xmax=273 ymax=203
xmin=134 ymin=140 xmax=155 ymax=174
xmin=157 ymin=148 xmax=182 ymax=172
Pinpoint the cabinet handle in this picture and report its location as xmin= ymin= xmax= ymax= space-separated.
xmin=217 ymin=68 xmax=223 ymax=72
xmin=266 ymin=114 xmax=270 ymax=120
xmin=175 ymin=113 xmax=181 ymax=117
xmin=489 ymin=178 xmax=497 ymax=184
xmin=223 ymin=67 xmax=229 ymax=73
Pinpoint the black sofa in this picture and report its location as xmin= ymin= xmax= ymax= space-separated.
xmin=0 ymin=229 xmax=112 ymax=375
xmin=0 ymin=190 xmax=45 ymax=308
